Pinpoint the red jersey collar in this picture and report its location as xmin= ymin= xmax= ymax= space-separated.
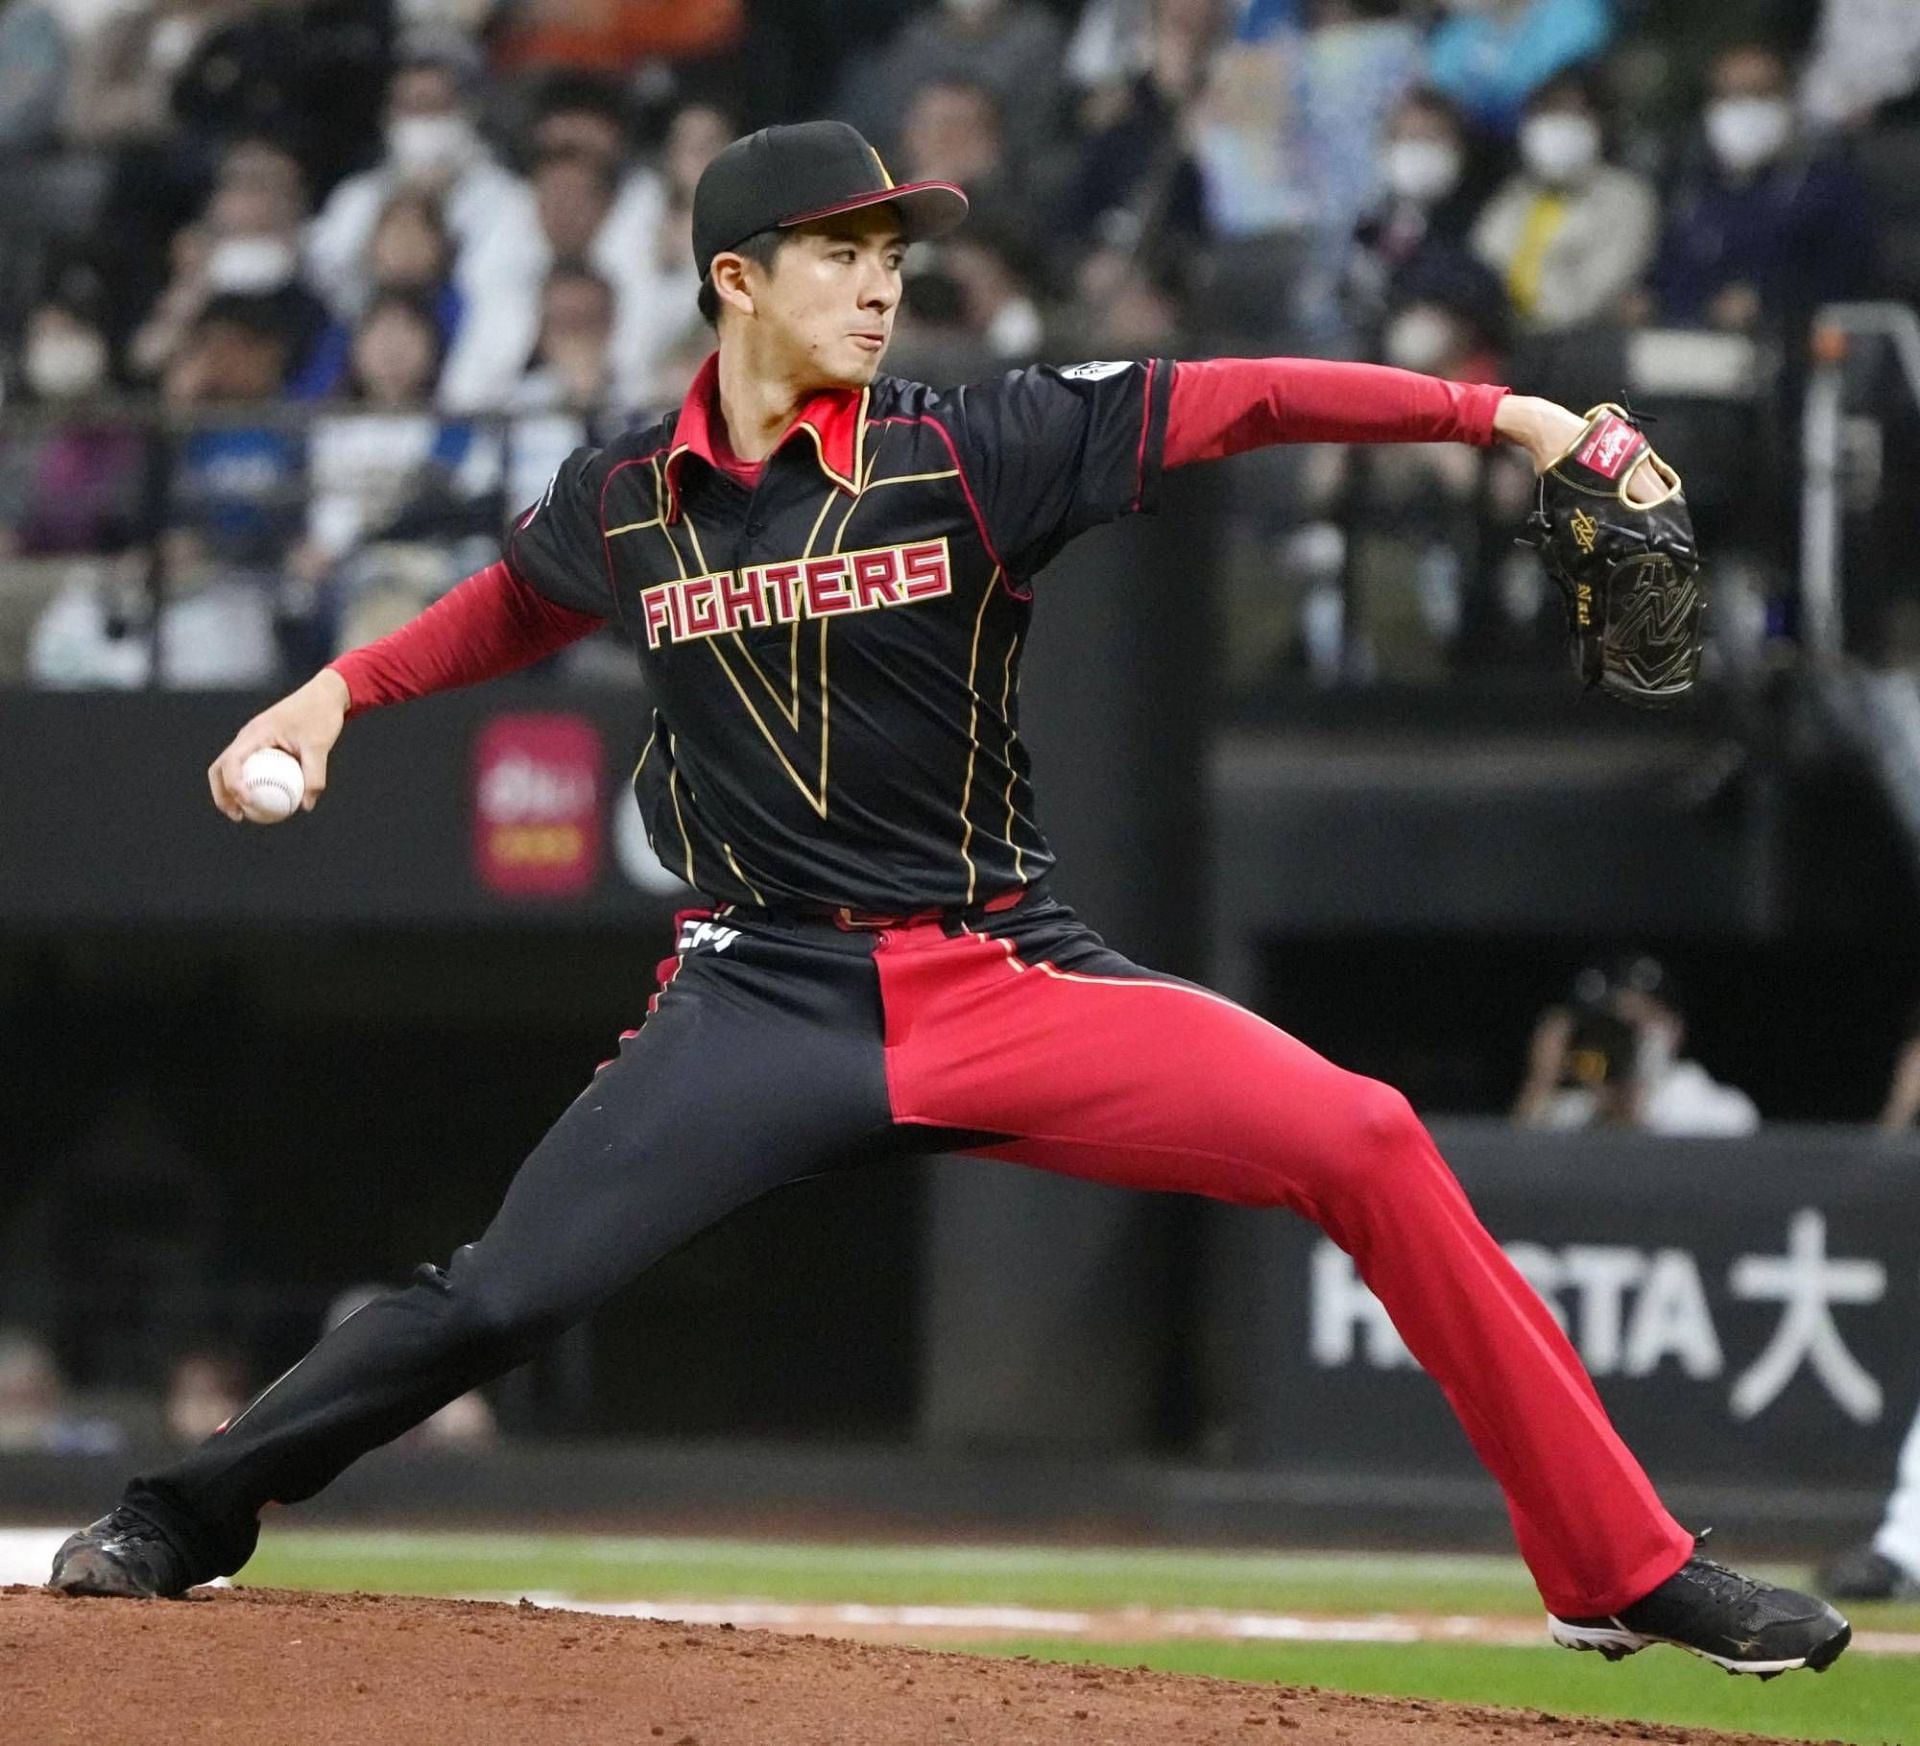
xmin=663 ymin=352 xmax=867 ymax=520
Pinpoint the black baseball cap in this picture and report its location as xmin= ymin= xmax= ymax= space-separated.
xmin=692 ymin=120 xmax=969 ymax=281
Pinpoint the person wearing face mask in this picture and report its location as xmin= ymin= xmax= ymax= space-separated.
xmin=305 ymin=34 xmax=535 ymax=325
xmin=1349 ymin=87 xmax=1506 ymax=347
xmin=128 ymin=136 xmax=330 ymax=388
xmin=1471 ymin=68 xmax=1657 ymax=335
xmin=1647 ymin=43 xmax=1872 ymax=335
xmin=0 ymin=284 xmax=144 ymax=577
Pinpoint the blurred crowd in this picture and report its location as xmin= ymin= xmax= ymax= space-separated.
xmin=0 ymin=0 xmax=1912 ymax=687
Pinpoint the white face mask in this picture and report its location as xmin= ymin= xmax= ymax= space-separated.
xmin=1704 ymin=96 xmax=1792 ymax=174
xmin=387 ymin=113 xmax=480 ymax=180
xmin=26 ymin=330 xmax=109 ymax=401
xmin=1384 ymin=138 xmax=1462 ymax=206
xmin=1383 ymin=305 xmax=1457 ymax=374
xmin=1519 ymin=112 xmax=1600 ymax=185
xmin=204 ymin=235 xmax=298 ymax=294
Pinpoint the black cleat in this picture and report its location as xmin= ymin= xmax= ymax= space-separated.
xmin=1549 ymin=1535 xmax=1851 ymax=1678
xmin=47 ymin=1508 xmax=194 ymax=1599
xmin=1815 ymin=1543 xmax=1918 ymax=1603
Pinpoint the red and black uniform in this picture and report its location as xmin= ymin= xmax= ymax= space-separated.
xmin=123 ymin=356 xmax=1694 ymax=1622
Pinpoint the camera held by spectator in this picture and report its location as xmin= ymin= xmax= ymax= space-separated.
xmin=1514 ymin=955 xmax=1760 ymax=1137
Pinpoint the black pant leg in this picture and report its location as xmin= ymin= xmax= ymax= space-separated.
xmin=124 ymin=923 xmax=892 ymax=1580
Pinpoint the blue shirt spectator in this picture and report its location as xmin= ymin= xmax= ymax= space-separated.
xmin=1649 ymin=44 xmax=1874 ymax=332
xmin=0 ymin=0 xmax=69 ymax=152
xmin=1427 ymin=0 xmax=1613 ymax=136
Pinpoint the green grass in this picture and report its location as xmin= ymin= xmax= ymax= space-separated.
xmin=237 ymin=1531 xmax=1920 ymax=1632
xmin=231 ymin=1532 xmax=1920 ymax=1745
xmin=961 ymin=1639 xmax=1920 ymax=1746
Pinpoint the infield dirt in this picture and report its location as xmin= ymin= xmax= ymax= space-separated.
xmin=1 ymin=1584 xmax=1835 ymax=1746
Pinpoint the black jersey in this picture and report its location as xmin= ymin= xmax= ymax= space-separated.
xmin=506 ymin=352 xmax=1173 ymax=914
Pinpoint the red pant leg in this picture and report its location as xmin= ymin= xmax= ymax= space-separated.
xmin=875 ymin=921 xmax=1692 ymax=1619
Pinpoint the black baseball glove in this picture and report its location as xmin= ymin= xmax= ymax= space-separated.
xmin=1524 ymin=403 xmax=1703 ymax=708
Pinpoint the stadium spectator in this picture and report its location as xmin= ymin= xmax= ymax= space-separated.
xmin=522 ymin=70 xmax=658 ymax=275
xmin=163 ymin=0 xmax=386 ymax=187
xmin=1059 ymin=0 xmax=1218 ymax=274
xmin=300 ymin=292 xmax=456 ymax=555
xmin=0 ymin=0 xmax=69 ymax=153
xmin=0 ymin=285 xmax=144 ymax=562
xmin=305 ymin=34 xmax=529 ymax=321
xmin=506 ymin=265 xmax=619 ymax=512
xmin=293 ymin=289 xmax=501 ymax=660
xmin=293 ymin=190 xmax=464 ymax=399
xmin=1645 ymin=43 xmax=1873 ymax=335
xmin=63 ymin=0 xmax=252 ymax=150
xmin=941 ymin=225 xmax=1046 ymax=360
xmin=1471 ymin=68 xmax=1656 ymax=335
xmin=1876 ymin=1003 xmax=1920 ymax=1130
xmin=439 ymin=145 xmax=614 ymax=411
xmin=0 ymin=1326 xmax=122 ymax=1454
xmin=1801 ymin=0 xmax=1920 ymax=129
xmin=1426 ymin=0 xmax=1615 ymax=137
xmin=128 ymin=134 xmax=328 ymax=386
xmin=1513 ymin=955 xmax=1760 ymax=1136
xmin=838 ymin=0 xmax=1067 ymax=167
xmin=138 ymin=294 xmax=299 ymax=685
xmin=1064 ymin=0 xmax=1201 ymax=117
xmin=163 ymin=1351 xmax=248 ymax=1445
xmin=451 ymin=99 xmax=729 ymax=411
xmin=1186 ymin=0 xmax=1422 ymax=341
xmin=510 ymin=263 xmax=616 ymax=414
xmin=1347 ymin=86 xmax=1507 ymax=351
xmin=605 ymin=98 xmax=728 ymax=406
xmin=898 ymin=77 xmax=1040 ymax=251
xmin=0 ymin=265 xmax=146 ymax=685
xmin=530 ymin=147 xmax=616 ymax=265
xmin=1375 ymin=259 xmax=1505 ymax=382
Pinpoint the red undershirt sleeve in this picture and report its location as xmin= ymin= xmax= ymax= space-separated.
xmin=326 ymin=560 xmax=605 ymax=715
xmin=1163 ymin=357 xmax=1510 ymax=466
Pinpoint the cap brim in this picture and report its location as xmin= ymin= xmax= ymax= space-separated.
xmin=778 ymin=179 xmax=969 ymax=243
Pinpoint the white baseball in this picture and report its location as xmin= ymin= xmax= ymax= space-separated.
xmin=239 ymin=747 xmax=305 ymax=823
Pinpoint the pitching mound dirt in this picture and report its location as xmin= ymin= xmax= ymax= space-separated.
xmin=2 ymin=1585 xmax=1818 ymax=1746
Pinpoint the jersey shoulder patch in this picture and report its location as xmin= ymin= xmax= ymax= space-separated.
xmin=1056 ymin=360 xmax=1135 ymax=383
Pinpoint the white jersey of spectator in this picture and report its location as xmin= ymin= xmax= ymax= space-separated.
xmin=1540 ymin=1059 xmax=1761 ymax=1137
xmin=503 ymin=410 xmax=590 ymax=522
xmin=441 ymin=168 xmax=699 ymax=415
xmin=305 ymin=412 xmax=501 ymax=566
xmin=1801 ymin=0 xmax=1920 ymax=127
